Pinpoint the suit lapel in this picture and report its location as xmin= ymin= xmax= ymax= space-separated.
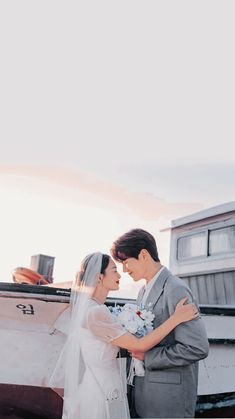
xmin=144 ymin=267 xmax=170 ymax=310
xmin=137 ymin=286 xmax=145 ymax=306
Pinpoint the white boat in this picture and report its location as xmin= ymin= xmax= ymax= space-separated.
xmin=0 ymin=283 xmax=69 ymax=418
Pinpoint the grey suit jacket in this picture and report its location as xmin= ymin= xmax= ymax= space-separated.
xmin=133 ymin=267 xmax=209 ymax=418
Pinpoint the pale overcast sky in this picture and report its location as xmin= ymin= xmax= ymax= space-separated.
xmin=0 ymin=1 xmax=234 ymax=297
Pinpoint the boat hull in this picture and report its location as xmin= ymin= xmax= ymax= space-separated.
xmin=0 ymin=283 xmax=234 ymax=418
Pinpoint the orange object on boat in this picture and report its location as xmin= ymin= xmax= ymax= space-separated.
xmin=12 ymin=267 xmax=49 ymax=285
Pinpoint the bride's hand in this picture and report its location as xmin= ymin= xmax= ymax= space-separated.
xmin=128 ymin=350 xmax=145 ymax=361
xmin=173 ymin=297 xmax=199 ymax=325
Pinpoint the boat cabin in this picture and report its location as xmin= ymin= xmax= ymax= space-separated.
xmin=169 ymin=201 xmax=235 ymax=306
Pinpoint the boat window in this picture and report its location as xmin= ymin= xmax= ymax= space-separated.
xmin=209 ymin=226 xmax=235 ymax=255
xmin=177 ymin=232 xmax=207 ymax=260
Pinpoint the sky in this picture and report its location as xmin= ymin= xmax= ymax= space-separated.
xmin=0 ymin=1 xmax=235 ymax=298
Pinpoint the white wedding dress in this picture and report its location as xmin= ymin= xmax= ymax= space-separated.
xmin=73 ymin=299 xmax=130 ymax=419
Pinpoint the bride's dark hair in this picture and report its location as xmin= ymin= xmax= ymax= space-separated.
xmin=79 ymin=253 xmax=110 ymax=282
xmin=101 ymin=254 xmax=110 ymax=274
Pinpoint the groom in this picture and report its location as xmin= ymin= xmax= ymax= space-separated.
xmin=111 ymin=229 xmax=209 ymax=418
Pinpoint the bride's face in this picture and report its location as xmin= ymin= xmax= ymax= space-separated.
xmin=102 ymin=258 xmax=121 ymax=291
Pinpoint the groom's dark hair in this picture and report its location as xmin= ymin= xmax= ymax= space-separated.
xmin=111 ymin=229 xmax=160 ymax=262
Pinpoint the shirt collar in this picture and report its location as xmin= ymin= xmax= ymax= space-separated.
xmin=141 ymin=266 xmax=165 ymax=305
xmin=145 ymin=266 xmax=165 ymax=291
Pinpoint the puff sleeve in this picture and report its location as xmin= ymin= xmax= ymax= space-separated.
xmin=87 ymin=305 xmax=126 ymax=343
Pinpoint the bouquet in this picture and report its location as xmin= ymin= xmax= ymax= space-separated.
xmin=109 ymin=303 xmax=155 ymax=380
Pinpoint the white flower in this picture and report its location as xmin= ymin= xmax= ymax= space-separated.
xmin=117 ymin=310 xmax=131 ymax=323
xmin=123 ymin=303 xmax=138 ymax=312
xmin=139 ymin=310 xmax=155 ymax=325
xmin=109 ymin=303 xmax=155 ymax=339
xmin=125 ymin=320 xmax=138 ymax=334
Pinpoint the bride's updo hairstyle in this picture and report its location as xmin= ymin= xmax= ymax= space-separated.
xmin=101 ymin=254 xmax=110 ymax=274
xmin=79 ymin=253 xmax=110 ymax=283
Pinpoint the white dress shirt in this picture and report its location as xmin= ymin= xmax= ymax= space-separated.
xmin=141 ymin=266 xmax=165 ymax=307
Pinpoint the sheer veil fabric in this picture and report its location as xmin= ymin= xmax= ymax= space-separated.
xmin=49 ymin=252 xmax=103 ymax=419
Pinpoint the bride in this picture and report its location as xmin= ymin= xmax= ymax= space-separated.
xmin=51 ymin=252 xmax=198 ymax=419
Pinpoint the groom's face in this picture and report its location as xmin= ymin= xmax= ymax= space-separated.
xmin=121 ymin=255 xmax=145 ymax=281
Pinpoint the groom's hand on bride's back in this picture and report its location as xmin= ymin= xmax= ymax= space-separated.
xmin=128 ymin=351 xmax=145 ymax=361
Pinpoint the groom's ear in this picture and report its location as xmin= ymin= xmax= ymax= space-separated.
xmin=139 ymin=249 xmax=148 ymax=260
